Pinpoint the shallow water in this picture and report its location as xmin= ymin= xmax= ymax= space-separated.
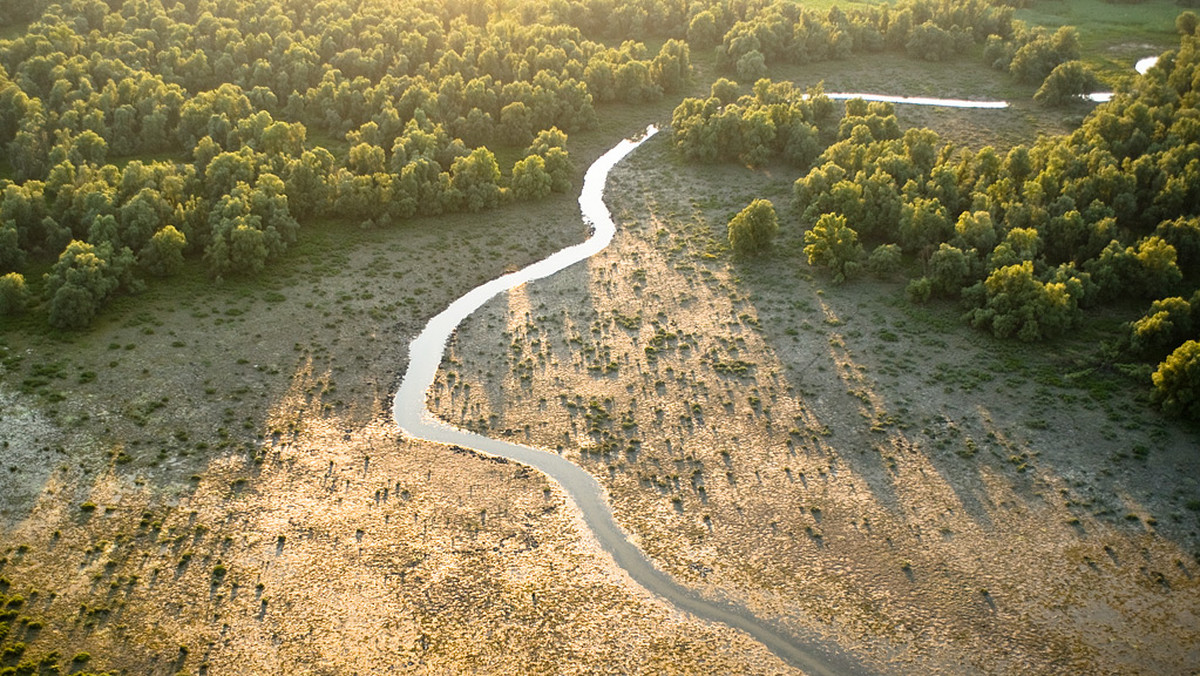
xmin=1089 ymin=54 xmax=1160 ymax=102
xmin=825 ymin=92 xmax=1008 ymax=109
xmin=392 ymin=127 xmax=870 ymax=675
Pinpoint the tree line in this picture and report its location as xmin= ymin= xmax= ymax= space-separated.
xmin=0 ymin=0 xmax=698 ymax=329
xmin=785 ymin=27 xmax=1199 ymax=417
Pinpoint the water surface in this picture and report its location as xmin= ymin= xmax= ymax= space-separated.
xmin=392 ymin=127 xmax=870 ymax=675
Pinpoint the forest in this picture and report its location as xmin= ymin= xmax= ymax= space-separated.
xmin=669 ymin=13 xmax=1200 ymax=419
xmin=0 ymin=0 xmax=704 ymax=330
xmin=0 ymin=0 xmax=1196 ymax=420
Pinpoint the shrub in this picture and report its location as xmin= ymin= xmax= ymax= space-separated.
xmin=728 ymin=199 xmax=778 ymax=256
xmin=0 ymin=273 xmax=29 ymax=316
xmin=803 ymin=213 xmax=863 ymax=283
xmin=1153 ymin=340 xmax=1200 ymax=419
xmin=867 ymin=244 xmax=902 ymax=277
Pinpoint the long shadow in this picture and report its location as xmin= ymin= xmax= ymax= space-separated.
xmin=394 ymin=128 xmax=877 ymax=676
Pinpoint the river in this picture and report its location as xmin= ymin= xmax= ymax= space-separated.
xmin=391 ymin=62 xmax=1161 ymax=671
xmin=392 ymin=127 xmax=871 ymax=675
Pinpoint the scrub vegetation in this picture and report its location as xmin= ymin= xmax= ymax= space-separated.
xmin=1 ymin=0 xmax=1198 ymax=673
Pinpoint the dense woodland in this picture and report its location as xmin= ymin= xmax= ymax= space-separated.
xmin=1 ymin=0 xmax=1198 ymax=418
xmin=768 ymin=24 xmax=1197 ymax=418
xmin=0 ymin=0 xmax=709 ymax=329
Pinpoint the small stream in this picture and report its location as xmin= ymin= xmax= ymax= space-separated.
xmin=392 ymin=126 xmax=868 ymax=675
xmin=390 ymin=63 xmax=1160 ymax=670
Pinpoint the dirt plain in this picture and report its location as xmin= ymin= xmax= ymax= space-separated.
xmin=431 ymin=135 xmax=1200 ymax=674
xmin=2 ymin=57 xmax=1199 ymax=675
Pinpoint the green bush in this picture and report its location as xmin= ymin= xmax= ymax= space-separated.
xmin=728 ymin=199 xmax=779 ymax=256
xmin=0 ymin=273 xmax=29 ymax=316
xmin=1152 ymin=340 xmax=1200 ymax=419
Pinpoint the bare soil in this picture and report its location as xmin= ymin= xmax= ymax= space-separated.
xmin=432 ymin=136 xmax=1200 ymax=674
xmin=0 ymin=144 xmax=792 ymax=673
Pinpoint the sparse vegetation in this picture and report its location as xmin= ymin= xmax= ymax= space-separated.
xmin=1 ymin=0 xmax=1197 ymax=674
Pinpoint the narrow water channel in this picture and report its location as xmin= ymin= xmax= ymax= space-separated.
xmin=392 ymin=126 xmax=871 ymax=675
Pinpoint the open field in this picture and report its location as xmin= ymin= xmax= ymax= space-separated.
xmin=3 ymin=10 xmax=1199 ymax=673
xmin=1015 ymin=0 xmax=1183 ymax=79
xmin=431 ymin=132 xmax=1200 ymax=673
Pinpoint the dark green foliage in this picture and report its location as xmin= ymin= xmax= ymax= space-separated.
xmin=1034 ymin=61 xmax=1103 ymax=106
xmin=510 ymin=155 xmax=552 ymax=201
xmin=803 ymin=213 xmax=863 ymax=283
xmin=1152 ymin=340 xmax=1200 ymax=419
xmin=928 ymin=243 xmax=974 ymax=297
xmin=1177 ymin=11 xmax=1198 ymax=36
xmin=966 ymin=261 xmax=1079 ymax=341
xmin=906 ymin=276 xmax=933 ymax=303
xmin=1000 ymin=25 xmax=1081 ymax=84
xmin=0 ymin=221 xmax=24 ymax=272
xmin=728 ymin=199 xmax=779 ymax=256
xmin=672 ymin=80 xmax=832 ymax=167
xmin=1126 ymin=296 xmax=1196 ymax=361
xmin=0 ymin=0 xmax=732 ymax=327
xmin=867 ymin=244 xmax=902 ymax=277
xmin=42 ymin=240 xmax=134 ymax=329
xmin=0 ymin=273 xmax=28 ymax=316
xmin=525 ymin=128 xmax=574 ymax=194
xmin=139 ymin=226 xmax=188 ymax=278
xmin=450 ymin=147 xmax=503 ymax=213
xmin=711 ymin=0 xmax=1011 ymax=74
xmin=906 ymin=21 xmax=972 ymax=62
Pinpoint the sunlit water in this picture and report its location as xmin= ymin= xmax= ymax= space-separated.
xmin=1089 ymin=54 xmax=1160 ymax=102
xmin=392 ymin=127 xmax=870 ymax=675
xmin=826 ymin=92 xmax=1008 ymax=108
xmin=1136 ymin=56 xmax=1160 ymax=74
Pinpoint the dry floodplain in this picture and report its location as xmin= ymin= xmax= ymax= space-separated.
xmin=2 ymin=91 xmax=1199 ymax=676
xmin=432 ymin=137 xmax=1200 ymax=674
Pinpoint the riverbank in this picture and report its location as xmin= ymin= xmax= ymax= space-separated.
xmin=432 ymin=133 xmax=1200 ymax=674
xmin=1 ymin=127 xmax=798 ymax=672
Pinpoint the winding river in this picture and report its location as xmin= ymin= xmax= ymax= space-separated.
xmin=392 ymin=126 xmax=868 ymax=675
xmin=390 ymin=68 xmax=1162 ymax=670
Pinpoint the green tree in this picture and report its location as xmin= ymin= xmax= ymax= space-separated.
xmin=966 ymin=260 xmax=1079 ymax=341
xmin=688 ymin=11 xmax=720 ymax=47
xmin=898 ymin=196 xmax=951 ymax=253
xmin=728 ymin=198 xmax=779 ymax=256
xmin=43 ymin=240 xmax=132 ymax=329
xmin=1177 ymin=11 xmax=1198 ymax=36
xmin=1131 ymin=236 xmax=1183 ymax=298
xmin=710 ymin=78 xmax=740 ymax=105
xmin=140 ymin=225 xmax=187 ymax=278
xmin=0 ymin=272 xmax=29 ymax=316
xmin=510 ymin=155 xmax=552 ymax=201
xmin=867 ymin=243 xmax=902 ymax=277
xmin=0 ymin=220 xmax=24 ymax=272
xmin=736 ymin=50 xmax=768 ymax=82
xmin=450 ymin=147 xmax=502 ymax=212
xmin=1152 ymin=340 xmax=1200 ymax=419
xmin=804 ymin=213 xmax=863 ymax=282
xmin=1034 ymin=61 xmax=1102 ymax=107
xmin=928 ymin=243 xmax=973 ymax=297
xmin=952 ymin=210 xmax=998 ymax=253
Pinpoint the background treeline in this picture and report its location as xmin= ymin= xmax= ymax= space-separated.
xmin=0 ymin=0 xmax=702 ymax=328
xmin=776 ymin=29 xmax=1198 ymax=417
xmin=669 ymin=0 xmax=1095 ymax=171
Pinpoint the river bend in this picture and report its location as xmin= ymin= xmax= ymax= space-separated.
xmin=392 ymin=127 xmax=869 ymax=675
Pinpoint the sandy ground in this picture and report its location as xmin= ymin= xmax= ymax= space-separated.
xmin=0 ymin=167 xmax=798 ymax=673
xmin=2 ymin=99 xmax=1198 ymax=673
xmin=431 ymin=136 xmax=1200 ymax=674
